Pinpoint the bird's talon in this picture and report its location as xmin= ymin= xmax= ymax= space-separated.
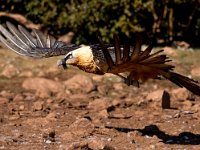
xmin=124 ymin=78 xmax=139 ymax=87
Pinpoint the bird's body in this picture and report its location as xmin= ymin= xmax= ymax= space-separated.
xmin=0 ymin=22 xmax=200 ymax=96
xmin=71 ymin=45 xmax=123 ymax=74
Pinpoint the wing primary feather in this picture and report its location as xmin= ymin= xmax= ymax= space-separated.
xmin=148 ymin=49 xmax=164 ymax=57
xmin=113 ymin=34 xmax=121 ymax=64
xmin=46 ymin=35 xmax=51 ymax=48
xmin=140 ymin=49 xmax=164 ymax=63
xmin=18 ymin=25 xmax=37 ymax=47
xmin=0 ymin=34 xmax=26 ymax=56
xmin=6 ymin=22 xmax=30 ymax=50
xmin=98 ymin=36 xmax=115 ymax=69
xmin=0 ymin=24 xmax=28 ymax=52
xmin=122 ymin=43 xmax=130 ymax=62
xmin=33 ymin=29 xmax=46 ymax=48
xmin=131 ymin=35 xmax=142 ymax=61
xmin=139 ymin=43 xmax=154 ymax=60
xmin=49 ymin=35 xmax=56 ymax=47
xmin=0 ymin=22 xmax=80 ymax=58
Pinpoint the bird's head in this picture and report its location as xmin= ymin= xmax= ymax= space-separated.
xmin=65 ymin=46 xmax=93 ymax=65
xmin=58 ymin=46 xmax=103 ymax=74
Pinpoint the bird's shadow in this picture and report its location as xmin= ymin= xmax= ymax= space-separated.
xmin=105 ymin=124 xmax=200 ymax=145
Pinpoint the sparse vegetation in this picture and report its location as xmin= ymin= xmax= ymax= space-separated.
xmin=0 ymin=0 xmax=199 ymax=45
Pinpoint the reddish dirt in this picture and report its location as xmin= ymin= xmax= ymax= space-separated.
xmin=0 ymin=48 xmax=200 ymax=150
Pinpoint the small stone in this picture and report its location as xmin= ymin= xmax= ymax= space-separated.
xmin=171 ymin=88 xmax=188 ymax=100
xmin=113 ymin=83 xmax=124 ymax=91
xmin=88 ymin=139 xmax=105 ymax=150
xmin=45 ymin=66 xmax=60 ymax=75
xmin=0 ymin=97 xmax=9 ymax=104
xmin=33 ymin=101 xmax=44 ymax=111
xmin=43 ymin=130 xmax=56 ymax=143
xmin=150 ymin=144 xmax=156 ymax=149
xmin=68 ymin=141 xmax=88 ymax=150
xmin=161 ymin=90 xmax=170 ymax=109
xmin=174 ymin=113 xmax=181 ymax=118
xmin=1 ymin=64 xmax=20 ymax=78
xmin=19 ymin=71 xmax=33 ymax=77
xmin=68 ymin=118 xmax=95 ymax=137
xmin=191 ymin=67 xmax=200 ymax=77
xmin=9 ymin=115 xmax=20 ymax=120
xmin=88 ymin=98 xmax=111 ymax=111
xmin=97 ymin=85 xmax=108 ymax=95
xmin=0 ymin=91 xmax=14 ymax=99
xmin=46 ymin=112 xmax=57 ymax=120
xmin=92 ymin=75 xmax=104 ymax=82
xmin=46 ymin=99 xmax=53 ymax=104
xmin=60 ymin=131 xmax=74 ymax=142
xmin=98 ymin=109 xmax=109 ymax=118
xmin=22 ymin=117 xmax=50 ymax=128
xmin=112 ymin=99 xmax=122 ymax=106
xmin=13 ymin=94 xmax=24 ymax=101
xmin=19 ymin=105 xmax=25 ymax=111
xmin=146 ymin=89 xmax=164 ymax=101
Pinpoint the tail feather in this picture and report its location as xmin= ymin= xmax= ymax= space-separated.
xmin=166 ymin=72 xmax=200 ymax=96
xmin=131 ymin=35 xmax=142 ymax=61
xmin=139 ymin=43 xmax=153 ymax=60
xmin=140 ymin=55 xmax=168 ymax=64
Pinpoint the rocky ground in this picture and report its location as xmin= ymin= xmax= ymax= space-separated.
xmin=0 ymin=47 xmax=200 ymax=150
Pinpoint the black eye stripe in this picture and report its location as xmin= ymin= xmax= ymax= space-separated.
xmin=64 ymin=53 xmax=73 ymax=60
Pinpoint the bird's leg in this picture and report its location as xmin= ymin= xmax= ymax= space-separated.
xmin=127 ymin=72 xmax=140 ymax=87
xmin=115 ymin=73 xmax=139 ymax=87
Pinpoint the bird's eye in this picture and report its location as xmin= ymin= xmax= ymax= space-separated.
xmin=68 ymin=53 xmax=73 ymax=59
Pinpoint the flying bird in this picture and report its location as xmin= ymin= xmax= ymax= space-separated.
xmin=0 ymin=22 xmax=200 ymax=96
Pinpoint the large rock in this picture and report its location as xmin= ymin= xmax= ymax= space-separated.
xmin=22 ymin=77 xmax=64 ymax=98
xmin=64 ymin=74 xmax=95 ymax=93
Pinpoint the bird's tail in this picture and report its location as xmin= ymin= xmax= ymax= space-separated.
xmin=164 ymin=72 xmax=200 ymax=96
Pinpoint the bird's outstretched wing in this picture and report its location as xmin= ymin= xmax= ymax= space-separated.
xmin=99 ymin=35 xmax=200 ymax=96
xmin=0 ymin=22 xmax=80 ymax=58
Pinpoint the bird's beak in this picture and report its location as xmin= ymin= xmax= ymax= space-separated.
xmin=57 ymin=59 xmax=67 ymax=69
xmin=57 ymin=52 xmax=77 ymax=69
